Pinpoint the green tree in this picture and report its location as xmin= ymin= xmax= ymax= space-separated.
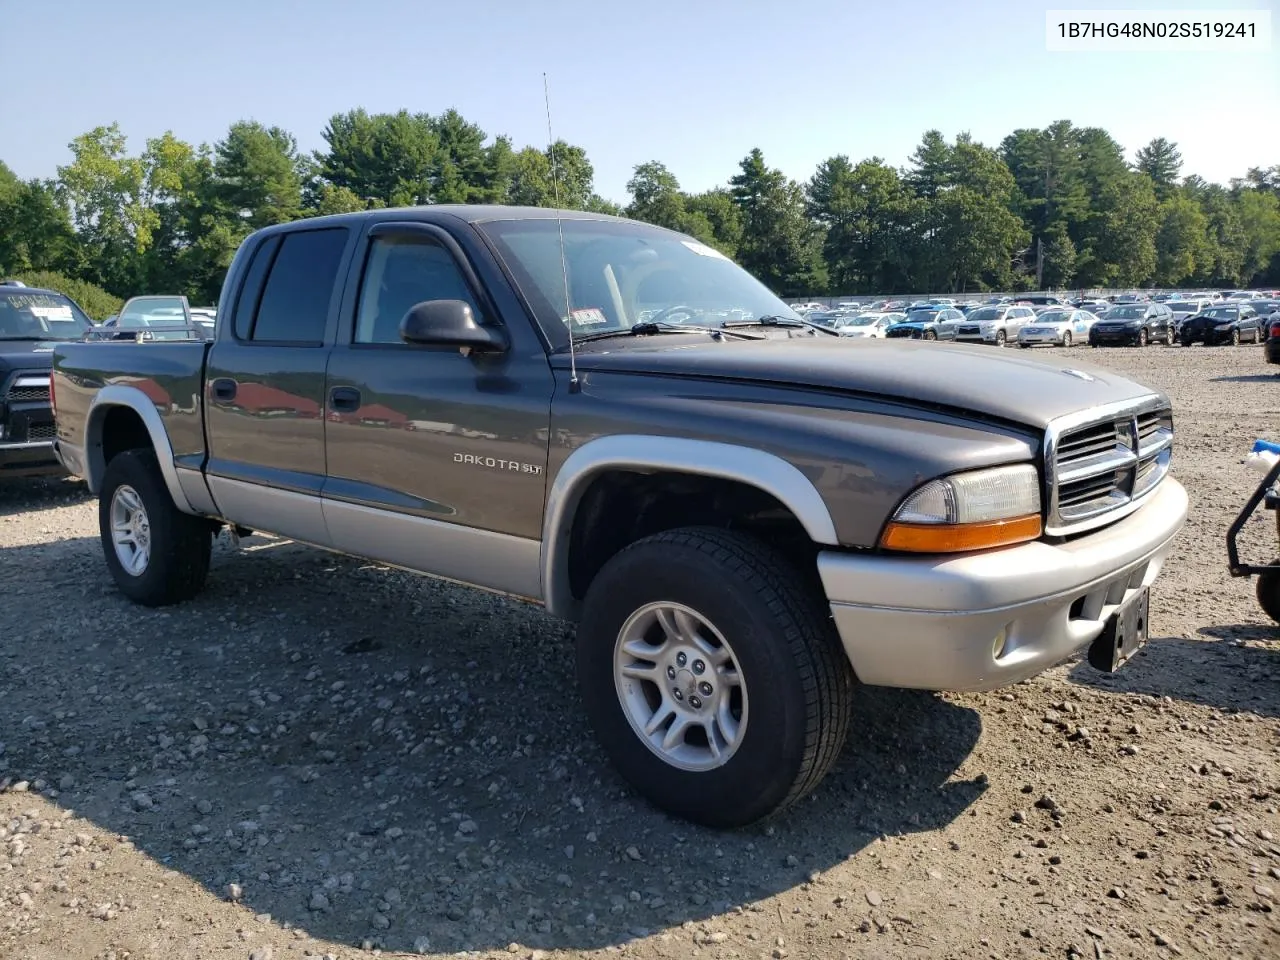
xmin=1079 ymin=174 xmax=1159 ymax=286
xmin=684 ymin=188 xmax=743 ymax=258
xmin=905 ymin=130 xmax=950 ymax=199
xmin=318 ymin=109 xmax=438 ymax=206
xmin=212 ymin=121 xmax=304 ymax=229
xmin=1039 ymin=222 xmax=1077 ymax=289
xmin=1235 ymin=188 xmax=1280 ymax=284
xmin=1152 ymin=192 xmax=1210 ymax=286
xmin=625 ymin=161 xmax=686 ymax=230
xmin=0 ymin=168 xmax=79 ymax=276
xmin=729 ymin=149 xmax=826 ymax=296
xmin=1135 ymin=138 xmax=1182 ymax=201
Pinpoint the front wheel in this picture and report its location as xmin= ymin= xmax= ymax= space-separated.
xmin=576 ymin=527 xmax=854 ymax=827
xmin=924 ymin=329 xmax=937 ymax=341
xmin=1165 ymin=327 xmax=1175 ymax=346
xmin=99 ymin=449 xmax=212 ymax=606
xmin=1137 ymin=328 xmax=1149 ymax=347
xmin=995 ymin=329 xmax=1006 ymax=347
xmin=1062 ymin=331 xmax=1072 ymax=348
xmin=1231 ymin=329 xmax=1241 ymax=346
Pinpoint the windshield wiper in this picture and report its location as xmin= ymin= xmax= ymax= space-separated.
xmin=569 ymin=320 xmax=765 ymax=345
xmin=721 ymin=315 xmax=841 ymax=336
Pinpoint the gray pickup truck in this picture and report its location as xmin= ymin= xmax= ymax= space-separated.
xmin=51 ymin=207 xmax=1189 ymax=827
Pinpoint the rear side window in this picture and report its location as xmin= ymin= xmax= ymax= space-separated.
xmin=246 ymin=228 xmax=349 ymax=344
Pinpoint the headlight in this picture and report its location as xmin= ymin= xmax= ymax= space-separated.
xmin=980 ymin=322 xmax=995 ymax=332
xmin=879 ymin=464 xmax=1042 ymax=553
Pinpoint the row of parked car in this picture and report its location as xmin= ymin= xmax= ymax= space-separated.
xmin=796 ymin=294 xmax=1280 ymax=352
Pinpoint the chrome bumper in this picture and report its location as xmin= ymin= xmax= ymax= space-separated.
xmin=817 ymin=478 xmax=1189 ymax=692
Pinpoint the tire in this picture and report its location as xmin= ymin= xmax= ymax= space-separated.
xmin=924 ymin=329 xmax=937 ymax=341
xmin=576 ymin=527 xmax=854 ymax=828
xmin=995 ymin=329 xmax=1006 ymax=347
xmin=99 ymin=449 xmax=212 ymax=607
xmin=1231 ymin=329 xmax=1241 ymax=346
xmin=1062 ymin=331 xmax=1072 ymax=348
xmin=1017 ymin=342 xmax=1029 ymax=349
xmin=1137 ymin=328 xmax=1148 ymax=347
xmin=1165 ymin=328 xmax=1175 ymax=346
xmin=1258 ymin=565 xmax=1280 ymax=624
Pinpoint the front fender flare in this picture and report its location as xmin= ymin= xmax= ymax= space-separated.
xmin=84 ymin=384 xmax=197 ymax=514
xmin=540 ymin=435 xmax=839 ymax=619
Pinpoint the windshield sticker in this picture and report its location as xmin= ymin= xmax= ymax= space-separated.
xmin=30 ymin=305 xmax=74 ymax=319
xmin=570 ymin=307 xmax=608 ymax=326
xmin=680 ymin=240 xmax=730 ymax=261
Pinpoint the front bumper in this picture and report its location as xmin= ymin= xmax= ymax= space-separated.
xmin=817 ymin=477 xmax=1188 ymax=692
xmin=1266 ymin=338 xmax=1280 ymax=364
xmin=0 ymin=440 xmax=63 ymax=477
xmin=1090 ymin=327 xmax=1142 ymax=345
xmin=1018 ymin=331 xmax=1064 ymax=345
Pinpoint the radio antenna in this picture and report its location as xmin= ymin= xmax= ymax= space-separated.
xmin=544 ymin=72 xmax=579 ymax=393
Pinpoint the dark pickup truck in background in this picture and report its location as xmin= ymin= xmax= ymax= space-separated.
xmin=51 ymin=206 xmax=1189 ymax=827
xmin=0 ymin=281 xmax=94 ymax=477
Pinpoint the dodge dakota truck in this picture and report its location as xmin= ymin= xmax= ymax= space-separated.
xmin=51 ymin=207 xmax=1189 ymax=827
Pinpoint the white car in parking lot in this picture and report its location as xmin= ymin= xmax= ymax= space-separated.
xmin=834 ymin=311 xmax=905 ymax=338
xmin=1016 ymin=308 xmax=1100 ymax=348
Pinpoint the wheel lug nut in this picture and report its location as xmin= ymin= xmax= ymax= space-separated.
xmin=673 ymin=689 xmax=684 ymax=701
xmin=698 ymin=681 xmax=712 ymax=696
xmin=676 ymin=652 xmax=687 ymax=667
xmin=689 ymin=696 xmax=702 ymax=709
xmin=692 ymin=660 xmax=705 ymax=674
xmin=666 ymin=666 xmax=676 ymax=680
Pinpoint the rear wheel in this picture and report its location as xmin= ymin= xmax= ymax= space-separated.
xmin=576 ymin=527 xmax=854 ymax=827
xmin=99 ymin=449 xmax=211 ymax=606
xmin=1258 ymin=565 xmax=1280 ymax=624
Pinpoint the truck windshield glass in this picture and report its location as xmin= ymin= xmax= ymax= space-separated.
xmin=0 ymin=290 xmax=92 ymax=339
xmin=477 ymin=218 xmax=801 ymax=347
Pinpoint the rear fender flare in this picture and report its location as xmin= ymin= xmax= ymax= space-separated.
xmin=540 ymin=434 xmax=839 ymax=619
xmin=84 ymin=384 xmax=196 ymax=514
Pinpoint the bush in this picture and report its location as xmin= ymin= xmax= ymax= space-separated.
xmin=11 ymin=270 xmax=122 ymax=321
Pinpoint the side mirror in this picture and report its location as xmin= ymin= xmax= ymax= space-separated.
xmin=399 ymin=300 xmax=509 ymax=353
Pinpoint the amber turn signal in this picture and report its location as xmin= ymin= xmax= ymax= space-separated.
xmin=879 ymin=514 xmax=1043 ymax=553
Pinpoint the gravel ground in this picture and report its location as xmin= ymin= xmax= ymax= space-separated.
xmin=2 ymin=343 xmax=1277 ymax=960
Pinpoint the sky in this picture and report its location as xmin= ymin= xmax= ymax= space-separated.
xmin=4 ymin=0 xmax=1278 ymax=203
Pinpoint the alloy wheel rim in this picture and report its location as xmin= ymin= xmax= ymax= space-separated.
xmin=109 ymin=484 xmax=151 ymax=576
xmin=613 ymin=601 xmax=748 ymax=772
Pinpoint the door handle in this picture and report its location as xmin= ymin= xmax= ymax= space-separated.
xmin=329 ymin=386 xmax=361 ymax=412
xmin=210 ymin=378 xmax=237 ymax=403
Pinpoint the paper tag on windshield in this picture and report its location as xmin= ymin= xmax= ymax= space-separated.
xmin=681 ymin=240 xmax=729 ymax=261
xmin=30 ymin=305 xmax=73 ymax=319
xmin=570 ymin=307 xmax=608 ymax=326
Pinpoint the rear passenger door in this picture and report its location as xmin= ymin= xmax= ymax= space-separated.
xmin=204 ymin=226 xmax=355 ymax=544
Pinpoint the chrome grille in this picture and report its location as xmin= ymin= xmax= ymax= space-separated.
xmin=1045 ymin=400 xmax=1173 ymax=536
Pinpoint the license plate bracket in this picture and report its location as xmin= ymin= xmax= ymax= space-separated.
xmin=1088 ymin=587 xmax=1150 ymax=672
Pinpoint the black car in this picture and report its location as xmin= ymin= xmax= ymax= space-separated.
xmin=1089 ymin=303 xmax=1175 ymax=347
xmin=1265 ymin=313 xmax=1280 ymax=365
xmin=883 ymin=308 xmax=963 ymax=340
xmin=1179 ymin=304 xmax=1264 ymax=346
xmin=0 ymin=282 xmax=94 ymax=476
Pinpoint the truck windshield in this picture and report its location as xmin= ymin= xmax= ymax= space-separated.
xmin=477 ymin=218 xmax=801 ymax=348
xmin=0 ymin=290 xmax=93 ymax=340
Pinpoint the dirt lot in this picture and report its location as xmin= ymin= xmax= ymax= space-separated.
xmin=2 ymin=343 xmax=1277 ymax=960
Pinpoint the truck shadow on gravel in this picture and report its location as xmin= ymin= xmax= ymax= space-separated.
xmin=0 ymin=532 xmax=985 ymax=954
xmin=0 ymin=475 xmax=89 ymax=518
xmin=1068 ymin=632 xmax=1278 ymax=717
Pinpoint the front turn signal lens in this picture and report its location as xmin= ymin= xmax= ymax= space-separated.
xmin=879 ymin=514 xmax=1043 ymax=553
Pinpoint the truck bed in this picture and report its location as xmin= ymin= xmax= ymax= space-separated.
xmin=52 ymin=340 xmax=211 ymax=472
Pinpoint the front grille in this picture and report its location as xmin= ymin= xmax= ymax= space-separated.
xmin=27 ymin=423 xmax=55 ymax=441
xmin=1045 ymin=402 xmax=1173 ymax=535
xmin=958 ymin=325 xmax=980 ymax=336
xmin=885 ymin=327 xmax=919 ymax=339
xmin=5 ymin=385 xmax=49 ymax=403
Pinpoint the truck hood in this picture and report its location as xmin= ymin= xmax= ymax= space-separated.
xmin=566 ymin=337 xmax=1162 ymax=430
xmin=0 ymin=340 xmax=58 ymax=374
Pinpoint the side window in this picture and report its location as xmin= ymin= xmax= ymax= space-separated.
xmin=354 ymin=236 xmax=481 ymax=344
xmin=248 ymin=228 xmax=349 ymax=344
xmin=232 ymin=235 xmax=280 ymax=340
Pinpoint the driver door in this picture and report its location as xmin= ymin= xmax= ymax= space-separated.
xmin=320 ymin=221 xmax=554 ymax=599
